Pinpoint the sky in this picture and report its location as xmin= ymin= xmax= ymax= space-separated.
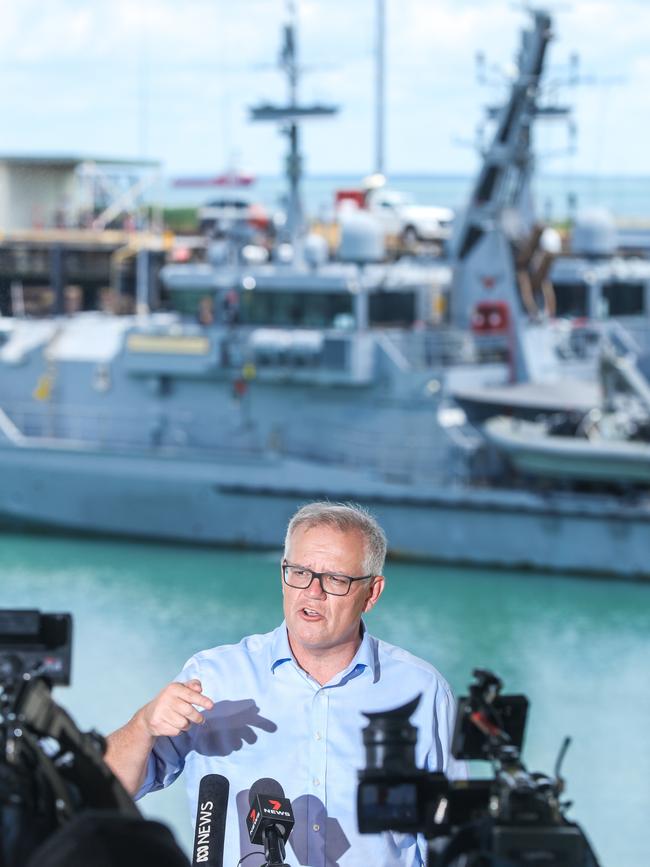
xmin=0 ymin=0 xmax=648 ymax=179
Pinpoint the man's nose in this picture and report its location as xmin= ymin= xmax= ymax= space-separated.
xmin=306 ymin=575 xmax=326 ymax=597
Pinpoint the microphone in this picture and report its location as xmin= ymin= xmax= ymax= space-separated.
xmin=192 ymin=774 xmax=230 ymax=867
xmin=246 ymin=778 xmax=295 ymax=867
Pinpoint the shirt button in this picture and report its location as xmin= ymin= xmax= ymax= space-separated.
xmin=313 ymin=824 xmax=320 ymax=832
xmin=313 ymin=777 xmax=320 ymax=787
xmin=314 ymin=731 xmax=321 ymax=740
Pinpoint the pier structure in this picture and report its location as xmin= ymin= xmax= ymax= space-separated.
xmin=0 ymin=154 xmax=169 ymax=316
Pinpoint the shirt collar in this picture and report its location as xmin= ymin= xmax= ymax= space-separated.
xmin=270 ymin=620 xmax=376 ymax=683
xmin=350 ymin=621 xmax=374 ymax=672
xmin=270 ymin=621 xmax=293 ymax=673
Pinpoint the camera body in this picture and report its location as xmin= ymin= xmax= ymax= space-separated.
xmin=357 ymin=670 xmax=597 ymax=867
xmin=0 ymin=609 xmax=140 ymax=867
xmin=0 ymin=609 xmax=72 ymax=690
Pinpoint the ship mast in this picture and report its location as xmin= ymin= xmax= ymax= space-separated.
xmin=457 ymin=9 xmax=554 ymax=259
xmin=451 ymin=8 xmax=570 ymax=331
xmin=250 ymin=0 xmax=338 ymax=253
xmin=375 ymin=0 xmax=386 ymax=176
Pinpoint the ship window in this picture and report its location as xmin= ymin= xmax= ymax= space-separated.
xmin=602 ymin=281 xmax=645 ymax=316
xmin=553 ymin=281 xmax=588 ymax=317
xmin=167 ymin=290 xmax=208 ymax=316
xmin=239 ymin=290 xmax=353 ymax=328
xmin=369 ymin=291 xmax=416 ymax=326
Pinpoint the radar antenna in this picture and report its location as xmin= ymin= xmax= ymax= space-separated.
xmin=249 ymin=0 xmax=338 ymax=253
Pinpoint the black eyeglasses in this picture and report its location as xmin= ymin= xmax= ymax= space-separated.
xmin=282 ymin=560 xmax=373 ymax=597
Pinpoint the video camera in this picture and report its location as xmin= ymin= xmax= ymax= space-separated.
xmin=357 ymin=669 xmax=600 ymax=867
xmin=0 ymin=609 xmax=145 ymax=867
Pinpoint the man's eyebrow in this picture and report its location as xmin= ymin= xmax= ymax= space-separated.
xmin=290 ymin=562 xmax=352 ymax=577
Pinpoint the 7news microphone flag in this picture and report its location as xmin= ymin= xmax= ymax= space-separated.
xmin=247 ymin=778 xmax=295 ymax=867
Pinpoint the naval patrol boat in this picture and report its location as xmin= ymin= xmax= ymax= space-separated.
xmin=1 ymin=9 xmax=649 ymax=579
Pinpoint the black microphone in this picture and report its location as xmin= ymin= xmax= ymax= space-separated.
xmin=246 ymin=778 xmax=295 ymax=867
xmin=192 ymin=774 xmax=230 ymax=867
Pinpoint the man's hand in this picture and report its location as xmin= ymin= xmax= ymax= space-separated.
xmin=139 ymin=679 xmax=214 ymax=738
xmin=105 ymin=678 xmax=214 ymax=796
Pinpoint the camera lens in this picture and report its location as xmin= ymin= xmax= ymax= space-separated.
xmin=362 ymin=694 xmax=421 ymax=772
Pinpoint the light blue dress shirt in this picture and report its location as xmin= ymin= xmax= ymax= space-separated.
xmin=137 ymin=623 xmax=463 ymax=867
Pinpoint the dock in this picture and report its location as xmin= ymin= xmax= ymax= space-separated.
xmin=0 ymin=229 xmax=171 ymax=316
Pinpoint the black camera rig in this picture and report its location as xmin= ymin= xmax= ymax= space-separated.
xmin=358 ymin=669 xmax=600 ymax=867
xmin=0 ymin=609 xmax=139 ymax=867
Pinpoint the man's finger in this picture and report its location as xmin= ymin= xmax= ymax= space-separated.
xmin=167 ymin=709 xmax=193 ymax=734
xmin=171 ymin=695 xmax=207 ymax=722
xmin=178 ymin=685 xmax=213 ymax=711
xmin=183 ymin=706 xmax=207 ymax=726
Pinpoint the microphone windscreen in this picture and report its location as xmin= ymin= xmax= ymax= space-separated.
xmin=248 ymin=777 xmax=285 ymax=808
xmin=192 ymin=774 xmax=229 ymax=867
xmin=246 ymin=779 xmax=294 ymax=847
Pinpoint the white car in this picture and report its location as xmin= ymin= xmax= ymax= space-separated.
xmin=198 ymin=196 xmax=269 ymax=237
xmin=366 ymin=188 xmax=454 ymax=245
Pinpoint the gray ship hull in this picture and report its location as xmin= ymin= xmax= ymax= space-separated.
xmin=2 ymin=438 xmax=649 ymax=579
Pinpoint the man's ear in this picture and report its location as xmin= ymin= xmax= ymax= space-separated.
xmin=363 ymin=575 xmax=385 ymax=613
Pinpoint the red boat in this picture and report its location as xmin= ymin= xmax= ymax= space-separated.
xmin=172 ymin=170 xmax=255 ymax=188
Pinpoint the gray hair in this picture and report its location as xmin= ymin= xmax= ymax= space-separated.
xmin=283 ymin=501 xmax=387 ymax=575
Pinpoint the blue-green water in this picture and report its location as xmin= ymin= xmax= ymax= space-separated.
xmin=159 ymin=173 xmax=650 ymax=222
xmin=3 ymin=533 xmax=649 ymax=866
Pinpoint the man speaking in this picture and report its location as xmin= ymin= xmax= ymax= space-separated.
xmin=106 ymin=502 xmax=462 ymax=866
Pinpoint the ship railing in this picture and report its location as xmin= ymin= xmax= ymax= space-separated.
xmin=611 ymin=316 xmax=650 ymax=354
xmin=0 ymin=401 xmax=474 ymax=483
xmin=373 ymin=327 xmax=508 ymax=370
xmin=598 ymin=321 xmax=650 ymax=415
xmin=384 ymin=319 xmax=643 ymax=374
xmin=0 ymin=405 xmax=26 ymax=445
xmin=0 ymin=402 xmax=267 ymax=458
xmin=277 ymin=418 xmax=472 ymax=484
xmin=600 ymin=319 xmax=642 ymax=360
xmin=223 ymin=324 xmax=509 ymax=374
xmin=1 ymin=402 xmax=167 ymax=447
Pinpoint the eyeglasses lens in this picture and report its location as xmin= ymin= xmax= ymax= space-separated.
xmin=284 ymin=565 xmax=351 ymax=596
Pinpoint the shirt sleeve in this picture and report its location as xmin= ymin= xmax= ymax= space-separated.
xmin=134 ymin=657 xmax=201 ymax=800
xmin=426 ymin=680 xmax=468 ymax=781
xmin=134 ymin=734 xmax=187 ymax=799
